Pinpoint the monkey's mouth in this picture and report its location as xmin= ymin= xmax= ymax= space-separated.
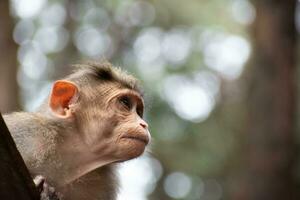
xmin=121 ymin=134 xmax=149 ymax=145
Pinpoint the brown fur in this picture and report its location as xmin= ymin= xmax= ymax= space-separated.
xmin=3 ymin=61 xmax=150 ymax=200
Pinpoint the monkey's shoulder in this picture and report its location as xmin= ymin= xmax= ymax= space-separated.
xmin=3 ymin=112 xmax=50 ymax=137
xmin=3 ymin=112 xmax=59 ymax=170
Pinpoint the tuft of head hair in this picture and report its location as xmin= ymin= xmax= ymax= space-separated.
xmin=67 ymin=61 xmax=143 ymax=94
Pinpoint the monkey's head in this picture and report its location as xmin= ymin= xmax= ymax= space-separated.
xmin=48 ymin=62 xmax=150 ymax=164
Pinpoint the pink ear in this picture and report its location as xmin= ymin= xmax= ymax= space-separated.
xmin=49 ymin=80 xmax=78 ymax=117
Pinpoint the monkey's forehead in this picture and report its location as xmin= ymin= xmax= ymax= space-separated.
xmin=75 ymin=83 xmax=144 ymax=106
xmin=67 ymin=62 xmax=144 ymax=95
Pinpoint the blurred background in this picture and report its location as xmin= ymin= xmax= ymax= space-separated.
xmin=0 ymin=0 xmax=299 ymax=199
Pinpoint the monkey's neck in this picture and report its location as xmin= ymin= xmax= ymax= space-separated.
xmin=38 ymin=129 xmax=111 ymax=187
xmin=50 ymin=134 xmax=115 ymax=187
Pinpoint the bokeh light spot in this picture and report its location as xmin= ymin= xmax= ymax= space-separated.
xmin=13 ymin=19 xmax=35 ymax=45
xmin=118 ymin=155 xmax=162 ymax=200
xmin=134 ymin=28 xmax=163 ymax=64
xmin=164 ymin=172 xmax=192 ymax=199
xmin=231 ymin=0 xmax=256 ymax=25
xmin=129 ymin=1 xmax=156 ymax=26
xmin=202 ymin=33 xmax=251 ymax=79
xmin=163 ymin=75 xmax=215 ymax=122
xmin=34 ymin=26 xmax=69 ymax=53
xmin=18 ymin=41 xmax=47 ymax=80
xmin=162 ymin=29 xmax=192 ymax=66
xmin=39 ymin=3 xmax=66 ymax=26
xmin=11 ymin=0 xmax=47 ymax=18
xmin=202 ymin=179 xmax=223 ymax=200
xmin=83 ymin=8 xmax=110 ymax=30
xmin=74 ymin=26 xmax=112 ymax=58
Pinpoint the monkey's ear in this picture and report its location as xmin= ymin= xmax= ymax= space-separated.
xmin=49 ymin=80 xmax=78 ymax=118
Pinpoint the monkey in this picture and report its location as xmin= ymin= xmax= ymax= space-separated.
xmin=3 ymin=61 xmax=151 ymax=200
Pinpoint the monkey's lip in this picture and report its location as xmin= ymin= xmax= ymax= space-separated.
xmin=121 ymin=134 xmax=149 ymax=145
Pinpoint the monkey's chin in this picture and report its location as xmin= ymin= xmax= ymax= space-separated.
xmin=119 ymin=138 xmax=147 ymax=160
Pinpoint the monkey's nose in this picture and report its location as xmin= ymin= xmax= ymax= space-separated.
xmin=140 ymin=121 xmax=148 ymax=129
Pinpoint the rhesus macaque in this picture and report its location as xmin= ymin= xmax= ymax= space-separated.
xmin=3 ymin=62 xmax=151 ymax=200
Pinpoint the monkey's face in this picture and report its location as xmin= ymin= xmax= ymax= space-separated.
xmin=111 ymin=90 xmax=150 ymax=160
xmin=80 ymin=88 xmax=150 ymax=163
xmin=48 ymin=68 xmax=150 ymax=178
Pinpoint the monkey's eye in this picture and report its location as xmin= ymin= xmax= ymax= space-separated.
xmin=137 ymin=107 xmax=144 ymax=118
xmin=119 ymin=96 xmax=132 ymax=110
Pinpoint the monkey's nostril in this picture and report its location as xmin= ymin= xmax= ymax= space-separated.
xmin=140 ymin=123 xmax=148 ymax=129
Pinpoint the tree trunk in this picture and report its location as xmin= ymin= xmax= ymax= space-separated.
xmin=0 ymin=113 xmax=40 ymax=199
xmin=230 ymin=0 xmax=298 ymax=199
xmin=0 ymin=0 xmax=19 ymax=113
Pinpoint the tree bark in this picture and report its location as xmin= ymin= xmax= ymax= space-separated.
xmin=230 ymin=0 xmax=298 ymax=199
xmin=0 ymin=113 xmax=40 ymax=199
xmin=0 ymin=0 xmax=19 ymax=113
